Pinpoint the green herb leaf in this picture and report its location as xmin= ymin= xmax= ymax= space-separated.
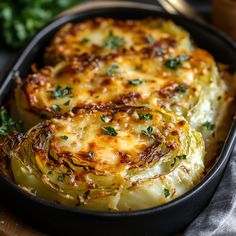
xmin=138 ymin=112 xmax=153 ymax=120
xmin=203 ymin=121 xmax=215 ymax=131
xmin=88 ymin=150 xmax=93 ymax=158
xmin=128 ymin=79 xmax=143 ymax=86
xmin=103 ymin=31 xmax=124 ymax=50
xmin=104 ymin=64 xmax=119 ymax=77
xmin=58 ymin=173 xmax=66 ymax=182
xmin=176 ymin=154 xmax=187 ymax=160
xmin=178 ymin=54 xmax=189 ymax=62
xmin=0 ymin=1 xmax=80 ymax=48
xmin=175 ymin=84 xmax=188 ymax=93
xmin=52 ymin=85 xmax=72 ymax=99
xmin=141 ymin=126 xmax=156 ymax=140
xmin=100 ymin=115 xmax=111 ymax=123
xmin=51 ymin=104 xmax=61 ymax=111
xmin=146 ymin=35 xmax=154 ymax=44
xmin=60 ymin=135 xmax=68 ymax=140
xmin=165 ymin=58 xmax=179 ymax=69
xmin=164 ymin=188 xmax=170 ymax=198
xmin=165 ymin=54 xmax=189 ymax=70
xmin=103 ymin=126 xmax=117 ymax=136
xmin=0 ymin=107 xmax=22 ymax=136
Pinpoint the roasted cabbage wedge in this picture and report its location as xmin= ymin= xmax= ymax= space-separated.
xmin=1 ymin=17 xmax=235 ymax=212
xmin=2 ymin=107 xmax=205 ymax=211
xmin=44 ymin=18 xmax=193 ymax=64
xmin=15 ymin=48 xmax=228 ymax=139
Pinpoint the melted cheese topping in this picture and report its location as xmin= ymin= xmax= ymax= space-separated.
xmin=8 ymin=108 xmax=205 ymax=211
xmin=6 ymin=17 xmax=234 ymax=211
xmin=44 ymin=18 xmax=193 ymax=64
xmin=16 ymin=48 xmax=226 ymax=136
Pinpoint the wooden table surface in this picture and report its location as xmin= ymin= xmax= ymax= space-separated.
xmin=0 ymin=206 xmax=45 ymax=236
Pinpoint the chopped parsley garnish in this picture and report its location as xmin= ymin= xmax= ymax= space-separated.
xmin=217 ymin=96 xmax=222 ymax=100
xmin=103 ymin=31 xmax=124 ymax=50
xmin=88 ymin=151 xmax=93 ymax=158
xmin=60 ymin=135 xmax=68 ymax=140
xmin=104 ymin=64 xmax=119 ymax=77
xmin=51 ymin=104 xmax=61 ymax=112
xmin=0 ymin=107 xmax=23 ymax=136
xmin=165 ymin=58 xmax=179 ymax=69
xmin=138 ymin=112 xmax=153 ymax=120
xmin=146 ymin=35 xmax=154 ymax=44
xmin=51 ymin=85 xmax=72 ymax=99
xmin=164 ymin=188 xmax=170 ymax=198
xmin=100 ymin=115 xmax=111 ymax=123
xmin=141 ymin=126 xmax=156 ymax=141
xmin=58 ymin=173 xmax=66 ymax=182
xmin=128 ymin=79 xmax=143 ymax=86
xmin=175 ymin=84 xmax=188 ymax=93
xmin=203 ymin=121 xmax=215 ymax=131
xmin=165 ymin=54 xmax=189 ymax=70
xmin=103 ymin=126 xmax=117 ymax=136
xmin=177 ymin=154 xmax=187 ymax=160
xmin=79 ymin=38 xmax=89 ymax=44
xmin=178 ymin=54 xmax=189 ymax=62
xmin=64 ymin=100 xmax=70 ymax=106
xmin=155 ymin=49 xmax=165 ymax=56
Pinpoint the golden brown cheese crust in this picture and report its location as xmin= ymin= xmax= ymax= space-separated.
xmin=3 ymin=17 xmax=234 ymax=212
xmin=6 ymin=107 xmax=205 ymax=211
xmin=16 ymin=47 xmax=226 ymax=133
xmin=44 ymin=17 xmax=193 ymax=64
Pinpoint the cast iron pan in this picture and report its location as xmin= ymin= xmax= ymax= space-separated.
xmin=0 ymin=2 xmax=236 ymax=236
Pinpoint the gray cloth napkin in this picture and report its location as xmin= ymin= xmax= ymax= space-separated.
xmin=184 ymin=144 xmax=236 ymax=236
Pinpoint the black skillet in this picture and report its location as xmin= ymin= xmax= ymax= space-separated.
xmin=0 ymin=1 xmax=236 ymax=236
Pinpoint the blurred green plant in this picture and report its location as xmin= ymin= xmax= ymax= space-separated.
xmin=0 ymin=0 xmax=82 ymax=48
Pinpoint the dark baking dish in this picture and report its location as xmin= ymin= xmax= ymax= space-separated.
xmin=0 ymin=1 xmax=236 ymax=236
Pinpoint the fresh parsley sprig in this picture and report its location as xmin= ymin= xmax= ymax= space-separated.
xmin=203 ymin=121 xmax=215 ymax=131
xmin=88 ymin=150 xmax=93 ymax=158
xmin=102 ymin=126 xmax=117 ymax=136
xmin=103 ymin=31 xmax=124 ymax=50
xmin=175 ymin=84 xmax=188 ymax=93
xmin=100 ymin=115 xmax=111 ymax=123
xmin=0 ymin=0 xmax=81 ymax=48
xmin=51 ymin=86 xmax=72 ymax=99
xmin=104 ymin=64 xmax=119 ymax=77
xmin=141 ymin=126 xmax=156 ymax=141
xmin=128 ymin=79 xmax=143 ymax=86
xmin=0 ymin=107 xmax=23 ymax=136
xmin=164 ymin=188 xmax=170 ymax=198
xmin=165 ymin=54 xmax=189 ymax=70
xmin=138 ymin=112 xmax=153 ymax=121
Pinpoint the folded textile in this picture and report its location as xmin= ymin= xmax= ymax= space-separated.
xmin=184 ymin=145 xmax=236 ymax=236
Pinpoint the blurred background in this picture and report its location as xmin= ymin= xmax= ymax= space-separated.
xmin=0 ymin=0 xmax=212 ymax=49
